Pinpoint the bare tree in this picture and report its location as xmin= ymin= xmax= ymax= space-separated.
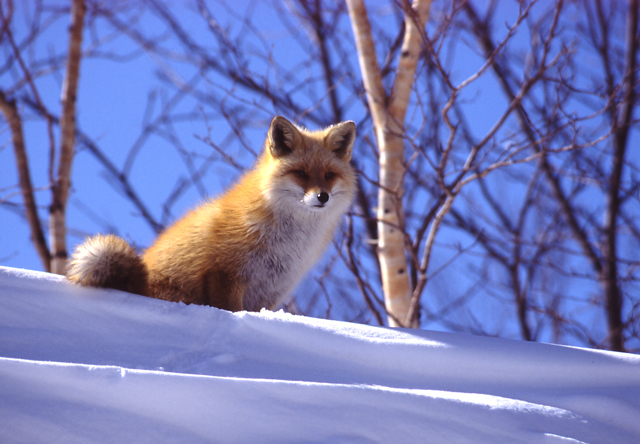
xmin=452 ymin=0 xmax=639 ymax=351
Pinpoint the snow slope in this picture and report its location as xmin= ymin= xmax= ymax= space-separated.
xmin=1 ymin=266 xmax=639 ymax=443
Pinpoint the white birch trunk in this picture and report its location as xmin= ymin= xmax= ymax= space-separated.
xmin=0 ymin=93 xmax=52 ymax=272
xmin=346 ymin=0 xmax=432 ymax=327
xmin=50 ymin=0 xmax=86 ymax=274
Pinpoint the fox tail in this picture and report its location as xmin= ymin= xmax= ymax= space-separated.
xmin=66 ymin=234 xmax=149 ymax=296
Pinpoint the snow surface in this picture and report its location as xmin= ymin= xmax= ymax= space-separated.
xmin=1 ymin=266 xmax=639 ymax=443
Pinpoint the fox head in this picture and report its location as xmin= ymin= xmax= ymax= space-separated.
xmin=259 ymin=116 xmax=357 ymax=215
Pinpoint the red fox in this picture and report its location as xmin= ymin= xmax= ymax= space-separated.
xmin=66 ymin=116 xmax=357 ymax=312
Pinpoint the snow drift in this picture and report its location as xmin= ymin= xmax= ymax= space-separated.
xmin=1 ymin=266 xmax=639 ymax=443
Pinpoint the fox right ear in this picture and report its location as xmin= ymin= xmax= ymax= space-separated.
xmin=268 ymin=116 xmax=302 ymax=158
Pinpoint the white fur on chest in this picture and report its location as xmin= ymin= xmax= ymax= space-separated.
xmin=240 ymin=209 xmax=339 ymax=311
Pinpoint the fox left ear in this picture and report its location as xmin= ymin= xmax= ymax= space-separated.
xmin=326 ymin=121 xmax=356 ymax=161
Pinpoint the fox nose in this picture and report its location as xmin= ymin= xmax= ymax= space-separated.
xmin=317 ymin=192 xmax=329 ymax=204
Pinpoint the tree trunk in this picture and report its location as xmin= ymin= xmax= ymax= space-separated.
xmin=346 ymin=0 xmax=432 ymax=327
xmin=49 ymin=0 xmax=86 ymax=274
xmin=601 ymin=0 xmax=638 ymax=351
xmin=0 ymin=92 xmax=52 ymax=272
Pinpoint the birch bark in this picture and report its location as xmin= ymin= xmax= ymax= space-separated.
xmin=0 ymin=93 xmax=51 ymax=271
xmin=346 ymin=0 xmax=432 ymax=327
xmin=49 ymin=0 xmax=86 ymax=274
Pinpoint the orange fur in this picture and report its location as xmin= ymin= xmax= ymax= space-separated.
xmin=67 ymin=116 xmax=357 ymax=312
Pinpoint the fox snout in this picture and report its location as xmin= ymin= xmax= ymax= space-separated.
xmin=303 ymin=190 xmax=330 ymax=208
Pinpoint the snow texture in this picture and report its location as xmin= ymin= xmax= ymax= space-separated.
xmin=1 ymin=266 xmax=639 ymax=443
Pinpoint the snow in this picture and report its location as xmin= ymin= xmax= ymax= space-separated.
xmin=1 ymin=266 xmax=639 ymax=443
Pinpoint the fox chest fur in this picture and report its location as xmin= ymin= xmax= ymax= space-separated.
xmin=238 ymin=211 xmax=335 ymax=311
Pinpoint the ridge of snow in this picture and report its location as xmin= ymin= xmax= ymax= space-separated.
xmin=1 ymin=266 xmax=639 ymax=443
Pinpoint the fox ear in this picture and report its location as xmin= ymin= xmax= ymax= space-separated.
xmin=268 ymin=116 xmax=302 ymax=158
xmin=326 ymin=121 xmax=356 ymax=161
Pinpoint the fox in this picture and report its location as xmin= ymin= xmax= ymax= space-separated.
xmin=66 ymin=116 xmax=357 ymax=312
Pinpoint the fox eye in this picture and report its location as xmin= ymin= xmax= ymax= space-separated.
xmin=325 ymin=172 xmax=335 ymax=180
xmin=293 ymin=170 xmax=308 ymax=179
